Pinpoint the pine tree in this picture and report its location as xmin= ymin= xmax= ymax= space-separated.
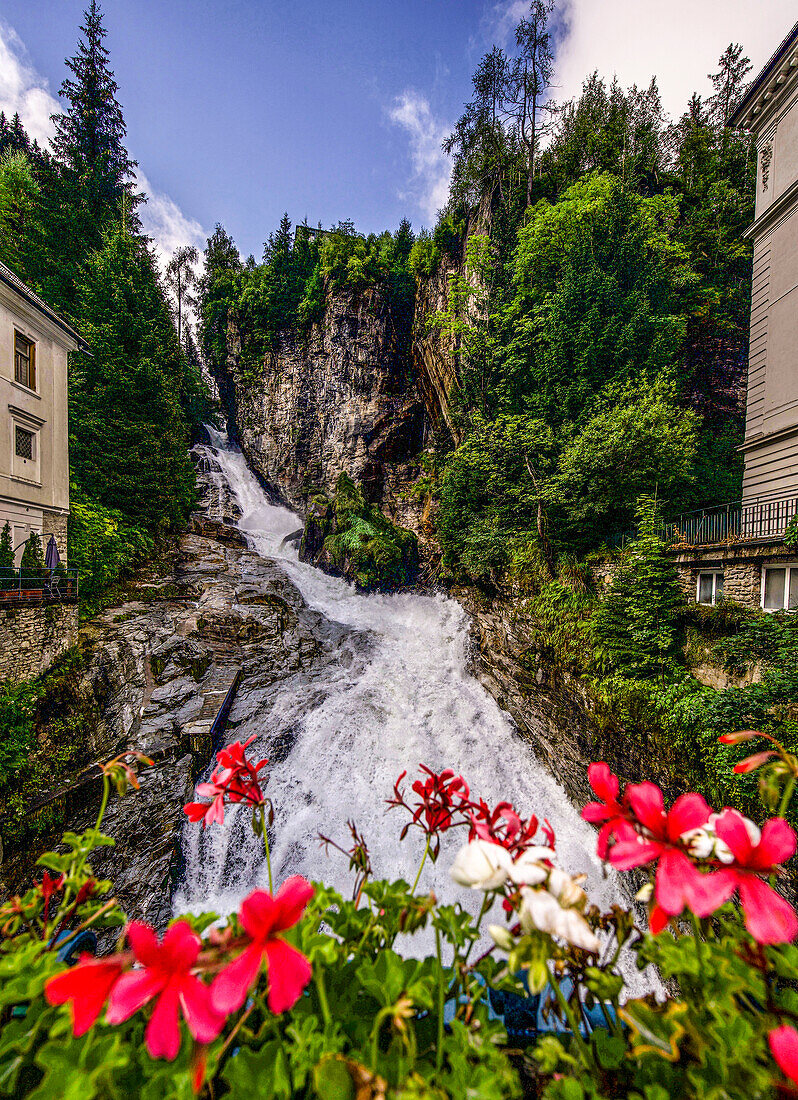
xmin=0 ymin=522 xmax=14 ymax=570
xmin=51 ymin=1 xmax=138 ymax=234
xmin=591 ymin=496 xmax=684 ymax=678
xmin=20 ymin=531 xmax=45 ymax=575
xmin=71 ymin=223 xmax=195 ymax=532
xmin=165 ymin=245 xmax=199 ymax=347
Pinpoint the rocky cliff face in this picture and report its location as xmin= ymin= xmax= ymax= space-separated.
xmin=216 ymin=291 xmax=427 ymax=515
xmin=0 ymin=457 xmax=330 ymax=928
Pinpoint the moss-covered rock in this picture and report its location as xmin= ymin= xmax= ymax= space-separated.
xmin=299 ymin=473 xmax=419 ymax=592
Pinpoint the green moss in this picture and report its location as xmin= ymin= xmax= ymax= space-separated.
xmin=319 ymin=472 xmax=419 ymax=592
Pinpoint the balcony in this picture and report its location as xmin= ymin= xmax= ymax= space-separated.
xmin=665 ymin=495 xmax=798 ymax=548
xmin=0 ymin=567 xmax=80 ymax=606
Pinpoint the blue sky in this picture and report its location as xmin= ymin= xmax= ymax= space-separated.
xmin=0 ymin=0 xmax=795 ymax=261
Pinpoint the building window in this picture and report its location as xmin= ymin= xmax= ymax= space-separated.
xmin=14 ymin=426 xmax=34 ymax=460
xmin=762 ymin=565 xmax=798 ymax=612
xmin=14 ymin=331 xmax=36 ymax=390
xmin=697 ymin=572 xmax=724 ymax=606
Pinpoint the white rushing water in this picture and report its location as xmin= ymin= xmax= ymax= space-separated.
xmin=177 ymin=427 xmax=643 ymax=970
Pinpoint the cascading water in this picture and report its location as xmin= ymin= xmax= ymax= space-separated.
xmin=177 ymin=427 xmax=652 ymax=986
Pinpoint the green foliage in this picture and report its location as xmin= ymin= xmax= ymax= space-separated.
xmin=0 ymin=678 xmax=40 ymax=786
xmin=70 ymin=224 xmax=196 ymax=534
xmin=0 ymin=522 xmax=14 ymax=570
xmin=590 ymin=497 xmax=684 ymax=677
xmin=20 ymin=532 xmax=45 ymax=576
xmin=67 ymin=485 xmax=153 ymax=601
xmin=200 ymin=219 xmax=417 ymax=379
xmin=318 ymin=473 xmax=419 ymax=592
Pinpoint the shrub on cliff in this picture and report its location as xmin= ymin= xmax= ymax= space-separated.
xmin=302 ymin=473 xmax=419 ymax=592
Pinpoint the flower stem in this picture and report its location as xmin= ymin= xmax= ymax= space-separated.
xmin=435 ymin=925 xmax=445 ymax=1078
xmin=71 ymin=775 xmax=110 ymax=891
xmin=778 ymin=776 xmax=796 ymax=819
xmin=259 ymin=804 xmax=273 ymax=893
xmin=315 ymin=965 xmax=332 ymax=1029
xmin=549 ymin=974 xmax=593 ymax=1068
xmin=411 ymin=835 xmax=431 ymax=897
xmin=690 ymin=912 xmax=706 ymax=988
xmin=462 ymin=893 xmax=491 ymax=964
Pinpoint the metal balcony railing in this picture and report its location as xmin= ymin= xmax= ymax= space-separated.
xmin=665 ymin=495 xmax=798 ymax=548
xmin=0 ymin=566 xmax=79 ymax=605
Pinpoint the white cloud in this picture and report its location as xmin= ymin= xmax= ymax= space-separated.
xmin=489 ymin=0 xmax=798 ymax=121
xmin=136 ymin=171 xmax=206 ymax=274
xmin=388 ymin=91 xmax=453 ymax=224
xmin=0 ymin=20 xmax=205 ymax=269
xmin=0 ymin=21 xmax=58 ymax=145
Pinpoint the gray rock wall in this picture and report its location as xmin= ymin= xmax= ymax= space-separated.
xmin=0 ymin=603 xmax=78 ymax=684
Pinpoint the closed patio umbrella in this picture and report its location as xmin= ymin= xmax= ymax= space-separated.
xmin=45 ymin=534 xmax=60 ymax=570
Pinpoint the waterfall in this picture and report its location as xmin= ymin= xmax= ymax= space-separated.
xmin=176 ymin=427 xmax=653 ymax=987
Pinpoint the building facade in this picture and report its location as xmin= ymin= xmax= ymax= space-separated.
xmin=731 ymin=21 xmax=798 ymax=505
xmin=668 ymin=23 xmax=798 ymax=612
xmin=0 ymin=261 xmax=87 ymax=564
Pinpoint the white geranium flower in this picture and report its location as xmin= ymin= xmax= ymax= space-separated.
xmin=508 ymin=846 xmax=555 ymax=886
xmin=547 ymin=867 xmax=587 ymax=908
xmin=450 ymin=839 xmax=512 ymax=890
xmin=520 ymin=887 xmax=600 ymax=954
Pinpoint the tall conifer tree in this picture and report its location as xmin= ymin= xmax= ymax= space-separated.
xmin=51 ymin=1 xmax=138 ymax=235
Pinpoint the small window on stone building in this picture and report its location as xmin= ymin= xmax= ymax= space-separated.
xmin=14 ymin=426 xmax=34 ymax=460
xmin=697 ymin=572 xmax=723 ymax=606
xmin=762 ymin=566 xmax=798 ymax=612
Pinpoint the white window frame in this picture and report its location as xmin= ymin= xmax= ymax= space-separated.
xmin=761 ymin=564 xmax=798 ymax=613
xmin=696 ymin=571 xmax=724 ymax=606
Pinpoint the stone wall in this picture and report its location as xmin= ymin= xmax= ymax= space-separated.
xmin=41 ymin=511 xmax=68 ymax=561
xmin=0 ymin=603 xmax=79 ymax=684
xmin=667 ymin=540 xmax=797 ymax=609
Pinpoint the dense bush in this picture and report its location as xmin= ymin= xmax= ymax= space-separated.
xmin=67 ymin=486 xmax=154 ymax=602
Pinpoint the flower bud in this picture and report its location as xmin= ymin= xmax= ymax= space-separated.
xmin=488 ymin=924 xmax=516 ymax=951
xmin=719 ymin=730 xmax=761 ymax=745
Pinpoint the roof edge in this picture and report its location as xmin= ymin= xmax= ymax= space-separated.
xmin=0 ymin=260 xmax=91 ymax=354
xmin=730 ymin=20 xmax=798 ymax=128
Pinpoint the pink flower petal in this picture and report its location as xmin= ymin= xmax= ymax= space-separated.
xmin=45 ymin=957 xmax=124 ymax=1037
xmin=107 ymin=970 xmax=165 ymax=1023
xmin=754 ymin=818 xmax=797 ymax=869
xmin=179 ymin=975 xmax=226 ymax=1044
xmin=770 ymin=1026 xmax=798 ymax=1085
xmin=649 ymin=903 xmax=669 ymax=934
xmin=582 ymin=802 xmax=610 ymax=824
xmin=714 ymin=809 xmax=755 ymax=863
xmin=240 ymin=890 xmax=279 ymax=939
xmin=655 ymin=849 xmax=734 ymax=917
xmin=272 ymin=877 xmax=314 ymax=932
xmin=126 ymin=921 xmax=161 ymax=966
xmin=587 ymin=762 xmax=618 ymax=802
xmin=626 ymin=783 xmax=666 ymax=835
xmin=738 ymin=876 xmax=798 ymax=945
xmin=264 ymin=938 xmax=312 ymax=1014
xmin=145 ymin=985 xmax=182 ymax=1061
xmin=608 ymin=837 xmax=662 ymax=871
xmin=211 ymin=942 xmax=264 ymax=1015
xmin=666 ymin=793 xmax=712 ymax=841
xmin=160 ymin=921 xmax=201 ymax=972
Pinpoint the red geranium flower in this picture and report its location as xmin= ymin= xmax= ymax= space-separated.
xmin=582 ymin=763 xmax=628 ymax=857
xmin=39 ymin=871 xmax=65 ymax=922
xmin=388 ymin=766 xmax=470 ymax=851
xmin=712 ymin=809 xmax=798 ymax=944
xmin=608 ymin=783 xmax=730 ymax=923
xmin=466 ymin=799 xmax=545 ymax=857
xmin=45 ymin=954 xmax=127 ymax=1036
xmin=770 ymin=1025 xmax=798 ymax=1086
xmin=212 ymin=877 xmax=313 ymax=1016
xmin=107 ymin=920 xmax=225 ymax=1060
xmin=184 ymin=736 xmax=270 ymax=827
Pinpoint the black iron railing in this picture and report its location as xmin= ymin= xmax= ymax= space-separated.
xmin=665 ymin=495 xmax=798 ymax=547
xmin=0 ymin=566 xmax=79 ymax=604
